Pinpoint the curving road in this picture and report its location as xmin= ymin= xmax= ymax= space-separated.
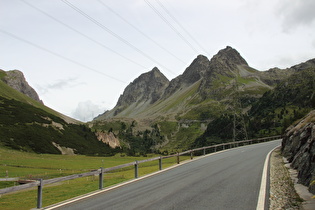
xmin=50 ymin=140 xmax=281 ymax=210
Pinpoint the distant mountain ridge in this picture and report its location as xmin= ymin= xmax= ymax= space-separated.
xmin=95 ymin=46 xmax=294 ymax=121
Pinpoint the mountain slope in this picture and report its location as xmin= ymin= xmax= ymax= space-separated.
xmin=93 ymin=46 xmax=304 ymax=152
xmin=0 ymin=70 xmax=116 ymax=155
xmin=194 ymin=59 xmax=315 ymax=148
xmin=0 ymin=69 xmax=79 ymax=124
xmin=99 ymin=67 xmax=169 ymax=119
xmin=1 ymin=69 xmax=42 ymax=103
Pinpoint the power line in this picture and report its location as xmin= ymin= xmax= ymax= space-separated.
xmin=61 ymin=0 xmax=176 ymax=75
xmin=97 ymin=0 xmax=186 ymax=65
xmin=0 ymin=29 xmax=126 ymax=83
xmin=155 ymin=0 xmax=209 ymax=55
xmin=20 ymin=0 xmax=148 ymax=70
xmin=144 ymin=0 xmax=199 ymax=54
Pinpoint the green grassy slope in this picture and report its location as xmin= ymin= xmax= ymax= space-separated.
xmin=0 ymin=78 xmax=116 ymax=155
xmin=0 ymin=79 xmax=79 ymax=124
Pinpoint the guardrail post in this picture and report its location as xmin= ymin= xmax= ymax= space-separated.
xmin=177 ymin=153 xmax=180 ymax=164
xmin=203 ymin=147 xmax=206 ymax=156
xmin=135 ymin=161 xmax=139 ymax=178
xmin=214 ymin=146 xmax=217 ymax=152
xmin=99 ymin=167 xmax=103 ymax=190
xmin=37 ymin=179 xmax=43 ymax=209
xmin=190 ymin=150 xmax=193 ymax=160
xmin=159 ymin=157 xmax=162 ymax=170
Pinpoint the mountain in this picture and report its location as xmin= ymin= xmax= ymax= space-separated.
xmin=93 ymin=46 xmax=315 ymax=153
xmin=0 ymin=69 xmax=116 ymax=155
xmin=1 ymin=69 xmax=42 ymax=103
xmin=194 ymin=58 xmax=315 ymax=147
xmin=248 ymin=62 xmax=315 ymax=136
xmin=95 ymin=46 xmax=290 ymax=122
xmin=100 ymin=67 xmax=169 ymax=119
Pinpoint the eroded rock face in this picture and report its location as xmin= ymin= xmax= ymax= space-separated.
xmin=2 ymin=70 xmax=42 ymax=103
xmin=282 ymin=110 xmax=315 ymax=194
xmin=95 ymin=131 xmax=121 ymax=148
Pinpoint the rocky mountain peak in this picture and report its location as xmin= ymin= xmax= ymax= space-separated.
xmin=1 ymin=69 xmax=43 ymax=103
xmin=162 ymin=55 xmax=210 ymax=98
xmin=116 ymin=67 xmax=169 ymax=107
xmin=181 ymin=55 xmax=210 ymax=82
xmin=210 ymin=46 xmax=248 ymax=66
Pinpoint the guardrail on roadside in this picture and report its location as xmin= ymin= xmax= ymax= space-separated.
xmin=0 ymin=135 xmax=281 ymax=209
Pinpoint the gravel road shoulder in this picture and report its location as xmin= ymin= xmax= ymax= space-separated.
xmin=269 ymin=148 xmax=303 ymax=209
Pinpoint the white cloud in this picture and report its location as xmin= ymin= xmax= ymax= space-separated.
xmin=72 ymin=100 xmax=106 ymax=122
xmin=277 ymin=0 xmax=315 ymax=32
xmin=36 ymin=77 xmax=83 ymax=94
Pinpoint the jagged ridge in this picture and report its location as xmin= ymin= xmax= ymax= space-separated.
xmin=96 ymin=46 xmax=289 ymax=121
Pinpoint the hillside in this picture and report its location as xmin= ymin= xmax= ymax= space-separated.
xmin=0 ymin=69 xmax=116 ymax=155
xmin=92 ymin=46 xmax=315 ymax=153
xmin=0 ymin=69 xmax=79 ymax=124
xmin=194 ymin=60 xmax=315 ymax=147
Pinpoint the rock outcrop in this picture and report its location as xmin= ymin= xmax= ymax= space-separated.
xmin=282 ymin=110 xmax=315 ymax=194
xmin=1 ymin=70 xmax=42 ymax=103
xmin=95 ymin=131 xmax=121 ymax=148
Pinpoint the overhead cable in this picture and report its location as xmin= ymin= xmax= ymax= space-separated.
xmin=155 ymin=0 xmax=209 ymax=55
xmin=144 ymin=0 xmax=199 ymax=54
xmin=97 ymin=0 xmax=186 ymax=64
xmin=0 ymin=29 xmax=126 ymax=83
xmin=20 ymin=0 xmax=148 ymax=70
xmin=61 ymin=0 xmax=176 ymax=75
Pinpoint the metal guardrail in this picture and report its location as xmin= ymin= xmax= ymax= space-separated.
xmin=0 ymin=135 xmax=281 ymax=209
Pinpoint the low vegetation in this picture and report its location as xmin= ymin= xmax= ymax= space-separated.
xmin=0 ymin=96 xmax=116 ymax=155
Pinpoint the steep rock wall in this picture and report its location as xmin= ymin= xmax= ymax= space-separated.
xmin=281 ymin=110 xmax=315 ymax=194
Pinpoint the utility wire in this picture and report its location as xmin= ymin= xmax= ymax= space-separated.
xmin=97 ymin=0 xmax=186 ymax=64
xmin=0 ymin=29 xmax=126 ymax=83
xmin=61 ymin=0 xmax=176 ymax=75
xmin=20 ymin=0 xmax=148 ymax=70
xmin=155 ymin=0 xmax=209 ymax=55
xmin=144 ymin=0 xmax=199 ymax=54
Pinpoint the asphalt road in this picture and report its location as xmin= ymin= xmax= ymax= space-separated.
xmin=52 ymin=140 xmax=281 ymax=210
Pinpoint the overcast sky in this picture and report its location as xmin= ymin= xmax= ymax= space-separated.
xmin=1 ymin=0 xmax=314 ymax=122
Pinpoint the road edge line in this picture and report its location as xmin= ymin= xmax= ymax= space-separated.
xmin=256 ymin=144 xmax=281 ymax=210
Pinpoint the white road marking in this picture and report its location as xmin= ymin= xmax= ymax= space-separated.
xmin=256 ymin=145 xmax=280 ymax=210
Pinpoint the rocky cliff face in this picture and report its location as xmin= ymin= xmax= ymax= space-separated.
xmin=282 ymin=110 xmax=315 ymax=194
xmin=1 ymin=70 xmax=42 ymax=103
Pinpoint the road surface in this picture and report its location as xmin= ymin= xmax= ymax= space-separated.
xmin=51 ymin=140 xmax=280 ymax=210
